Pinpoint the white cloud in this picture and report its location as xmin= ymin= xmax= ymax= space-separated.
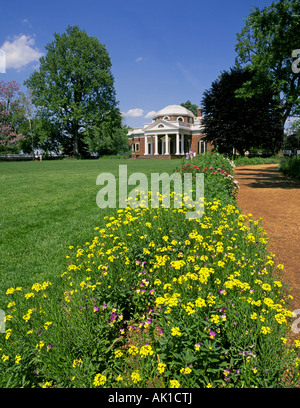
xmin=145 ymin=110 xmax=157 ymax=118
xmin=122 ymin=108 xmax=144 ymax=117
xmin=136 ymin=56 xmax=143 ymax=63
xmin=1 ymin=34 xmax=43 ymax=70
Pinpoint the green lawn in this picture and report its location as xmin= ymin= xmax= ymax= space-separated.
xmin=0 ymin=158 xmax=181 ymax=303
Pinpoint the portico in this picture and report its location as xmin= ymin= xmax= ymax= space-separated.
xmin=144 ymin=132 xmax=190 ymax=156
xmin=128 ymin=104 xmax=212 ymax=158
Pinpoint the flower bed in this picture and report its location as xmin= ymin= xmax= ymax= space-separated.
xmin=179 ymin=152 xmax=239 ymax=203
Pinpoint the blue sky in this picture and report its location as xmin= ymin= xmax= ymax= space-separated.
xmin=0 ymin=0 xmax=274 ymax=128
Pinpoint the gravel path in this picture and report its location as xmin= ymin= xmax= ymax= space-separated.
xmin=234 ymin=163 xmax=300 ymax=318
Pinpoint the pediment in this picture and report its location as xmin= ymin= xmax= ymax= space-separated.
xmin=144 ymin=119 xmax=179 ymax=132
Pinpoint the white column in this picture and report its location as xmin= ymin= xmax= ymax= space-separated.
xmin=164 ymin=134 xmax=169 ymax=155
xmin=154 ymin=135 xmax=158 ymax=155
xmin=181 ymin=134 xmax=185 ymax=155
xmin=144 ymin=135 xmax=148 ymax=155
xmin=176 ymin=132 xmax=180 ymax=155
xmin=150 ymin=136 xmax=153 ymax=155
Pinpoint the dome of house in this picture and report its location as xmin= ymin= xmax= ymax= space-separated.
xmin=154 ymin=104 xmax=195 ymax=119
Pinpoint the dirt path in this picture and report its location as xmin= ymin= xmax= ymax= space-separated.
xmin=234 ymin=164 xmax=300 ymax=316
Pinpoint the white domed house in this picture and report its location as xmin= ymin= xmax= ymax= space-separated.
xmin=127 ymin=104 xmax=213 ymax=158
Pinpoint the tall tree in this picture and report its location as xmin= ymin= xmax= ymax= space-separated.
xmin=201 ymin=68 xmax=283 ymax=156
xmin=19 ymin=88 xmax=35 ymax=159
xmin=235 ymin=0 xmax=300 ymax=136
xmin=24 ymin=25 xmax=120 ymax=157
xmin=0 ymin=80 xmax=24 ymax=154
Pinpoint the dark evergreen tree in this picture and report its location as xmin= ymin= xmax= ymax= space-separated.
xmin=201 ymin=67 xmax=283 ymax=156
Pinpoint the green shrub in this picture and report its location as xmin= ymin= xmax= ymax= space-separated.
xmin=234 ymin=156 xmax=281 ymax=166
xmin=177 ymin=152 xmax=238 ymax=204
xmin=279 ymin=156 xmax=300 ymax=179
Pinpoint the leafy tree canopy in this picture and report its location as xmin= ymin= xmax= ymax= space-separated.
xmin=180 ymin=100 xmax=198 ymax=116
xmin=235 ymin=0 xmax=300 ymax=129
xmin=24 ymin=25 xmax=121 ymax=157
xmin=201 ymin=67 xmax=283 ymax=156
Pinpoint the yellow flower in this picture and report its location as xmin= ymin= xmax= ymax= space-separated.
xmin=261 ymin=326 xmax=271 ymax=335
xmin=210 ymin=314 xmax=220 ymax=324
xmin=2 ymin=354 xmax=9 ymax=362
xmin=275 ymin=313 xmax=287 ymax=325
xmin=171 ymin=327 xmax=181 ymax=336
xmin=250 ymin=313 xmax=257 ymax=320
xmin=180 ymin=367 xmax=192 ymax=375
xmin=93 ymin=373 xmax=107 ymax=387
xmin=170 ymin=260 xmax=186 ymax=270
xmin=42 ymin=381 xmax=52 ymax=388
xmin=23 ymin=308 xmax=34 ymax=322
xmin=131 ymin=371 xmax=141 ymax=383
xmin=116 ymin=374 xmax=123 ymax=382
xmin=294 ymin=340 xmax=300 ymax=348
xmin=72 ymin=358 xmax=83 ymax=367
xmin=32 ymin=283 xmax=42 ymax=292
xmin=36 ymin=341 xmax=45 ymax=350
xmin=206 ymin=383 xmax=212 ymax=388
xmin=114 ymin=349 xmax=123 ymax=358
xmin=5 ymin=329 xmax=12 ymax=340
xmin=140 ymin=344 xmax=153 ymax=357
xmin=15 ymin=355 xmax=21 ymax=364
xmin=170 ymin=379 xmax=180 ymax=388
xmin=277 ymin=264 xmax=284 ymax=270
xmin=44 ymin=321 xmax=53 ymax=330
xmin=195 ymin=297 xmax=206 ymax=308
xmin=261 ymin=284 xmax=272 ymax=292
xmin=157 ymin=363 xmax=166 ymax=374
xmin=128 ymin=346 xmax=139 ymax=356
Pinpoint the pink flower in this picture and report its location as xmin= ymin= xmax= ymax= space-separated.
xmin=209 ymin=330 xmax=216 ymax=339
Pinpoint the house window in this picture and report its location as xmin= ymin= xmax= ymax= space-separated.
xmin=163 ymin=116 xmax=170 ymax=120
xmin=177 ymin=116 xmax=183 ymax=122
xmin=198 ymin=140 xmax=206 ymax=154
xmin=158 ymin=124 xmax=164 ymax=128
xmin=135 ymin=143 xmax=140 ymax=152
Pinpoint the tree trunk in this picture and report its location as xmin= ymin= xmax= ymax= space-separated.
xmin=73 ymin=125 xmax=79 ymax=157
xmin=28 ymin=116 xmax=34 ymax=161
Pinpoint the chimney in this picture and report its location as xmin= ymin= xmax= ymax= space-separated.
xmin=197 ymin=107 xmax=202 ymax=117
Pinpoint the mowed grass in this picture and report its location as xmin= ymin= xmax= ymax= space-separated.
xmin=0 ymin=158 xmax=181 ymax=303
